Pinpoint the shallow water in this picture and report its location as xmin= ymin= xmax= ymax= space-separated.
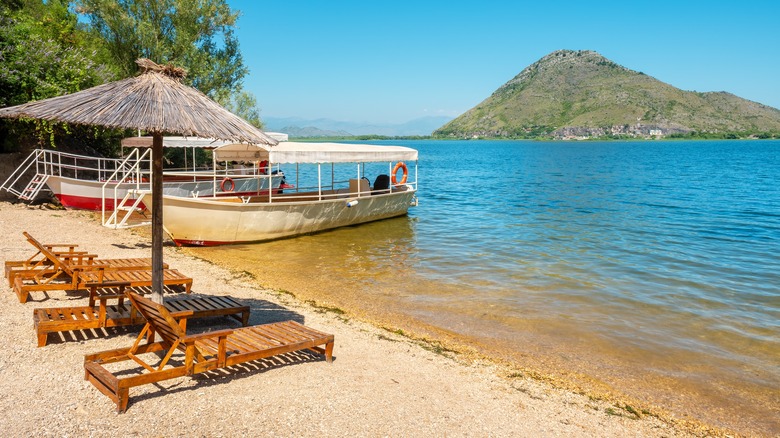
xmin=187 ymin=139 xmax=780 ymax=435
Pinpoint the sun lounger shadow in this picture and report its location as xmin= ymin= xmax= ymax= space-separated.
xmin=238 ymin=297 xmax=307 ymax=325
xmin=42 ymin=325 xmax=139 ymax=347
xmin=127 ymin=348 xmax=332 ymax=406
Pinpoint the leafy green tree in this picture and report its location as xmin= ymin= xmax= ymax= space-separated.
xmin=0 ymin=0 xmax=118 ymax=151
xmin=75 ymin=0 xmax=263 ymax=127
xmin=0 ymin=0 xmax=115 ymax=106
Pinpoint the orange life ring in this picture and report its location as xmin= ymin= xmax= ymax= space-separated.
xmin=220 ymin=177 xmax=235 ymax=192
xmin=391 ymin=162 xmax=408 ymax=185
xmin=258 ymin=160 xmax=269 ymax=175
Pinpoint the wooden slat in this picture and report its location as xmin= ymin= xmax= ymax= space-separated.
xmin=225 ymin=330 xmax=264 ymax=353
xmin=252 ymin=324 xmax=299 ymax=345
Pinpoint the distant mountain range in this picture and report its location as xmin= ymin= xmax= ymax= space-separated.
xmin=263 ymin=116 xmax=453 ymax=137
xmin=435 ymin=50 xmax=780 ymax=139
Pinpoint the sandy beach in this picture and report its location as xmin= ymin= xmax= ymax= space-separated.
xmin=0 ymin=201 xmax=712 ymax=437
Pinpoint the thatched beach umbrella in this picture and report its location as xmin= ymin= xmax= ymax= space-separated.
xmin=0 ymin=59 xmax=277 ymax=302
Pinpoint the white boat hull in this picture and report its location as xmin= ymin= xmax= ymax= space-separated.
xmin=146 ymin=189 xmax=417 ymax=246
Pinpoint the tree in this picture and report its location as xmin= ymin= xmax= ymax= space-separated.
xmin=0 ymin=0 xmax=118 ymax=151
xmin=75 ymin=0 xmax=263 ymax=127
xmin=0 ymin=0 xmax=115 ymax=106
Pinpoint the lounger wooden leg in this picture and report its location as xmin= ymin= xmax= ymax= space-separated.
xmin=37 ymin=332 xmax=49 ymax=348
xmin=14 ymin=276 xmax=28 ymax=303
xmin=117 ymin=388 xmax=129 ymax=413
xmin=325 ymin=340 xmax=334 ymax=363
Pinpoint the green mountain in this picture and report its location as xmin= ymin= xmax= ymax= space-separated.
xmin=434 ymin=50 xmax=780 ymax=139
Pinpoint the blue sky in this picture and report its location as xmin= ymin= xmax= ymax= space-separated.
xmin=229 ymin=0 xmax=780 ymax=124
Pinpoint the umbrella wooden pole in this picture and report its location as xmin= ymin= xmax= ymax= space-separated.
xmin=151 ymin=132 xmax=164 ymax=303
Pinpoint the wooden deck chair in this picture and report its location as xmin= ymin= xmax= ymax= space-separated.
xmin=85 ymin=291 xmax=334 ymax=412
xmin=5 ymin=237 xmax=83 ymax=286
xmin=34 ymin=283 xmax=250 ymax=347
xmin=6 ymin=231 xmax=168 ymax=286
xmin=12 ymin=232 xmax=188 ymax=303
xmin=14 ymin=266 xmax=193 ymax=303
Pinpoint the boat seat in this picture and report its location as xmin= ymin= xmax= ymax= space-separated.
xmin=372 ymin=174 xmax=390 ymax=194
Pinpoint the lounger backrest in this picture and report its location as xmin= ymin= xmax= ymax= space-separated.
xmin=126 ymin=291 xmax=186 ymax=348
xmin=23 ymin=231 xmax=75 ymax=277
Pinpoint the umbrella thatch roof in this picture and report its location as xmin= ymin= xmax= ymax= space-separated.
xmin=0 ymin=58 xmax=277 ymax=303
xmin=0 ymin=59 xmax=277 ymax=145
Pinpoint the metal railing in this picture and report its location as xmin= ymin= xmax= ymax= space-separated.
xmin=101 ymin=148 xmax=152 ymax=228
xmin=1 ymin=148 xmax=149 ymax=202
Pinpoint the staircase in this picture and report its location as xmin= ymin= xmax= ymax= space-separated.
xmin=0 ymin=150 xmax=51 ymax=202
xmin=19 ymin=174 xmax=50 ymax=201
xmin=101 ymin=148 xmax=152 ymax=228
xmin=103 ymin=189 xmax=151 ymax=229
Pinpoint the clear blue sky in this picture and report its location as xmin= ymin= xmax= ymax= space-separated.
xmin=229 ymin=0 xmax=780 ymax=124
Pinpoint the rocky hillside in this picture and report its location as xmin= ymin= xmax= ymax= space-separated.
xmin=435 ymin=50 xmax=780 ymax=139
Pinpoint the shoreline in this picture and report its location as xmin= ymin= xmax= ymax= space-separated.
xmin=182 ymin=242 xmax=748 ymax=437
xmin=0 ymin=201 xmax=732 ymax=436
xmin=182 ymin=227 xmax=778 ymax=437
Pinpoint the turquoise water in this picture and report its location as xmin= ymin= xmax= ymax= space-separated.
xmin=190 ymin=139 xmax=780 ymax=434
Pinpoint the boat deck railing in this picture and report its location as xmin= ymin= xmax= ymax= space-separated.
xmin=1 ymin=148 xmax=153 ymax=202
xmin=101 ymin=148 xmax=153 ymax=226
xmin=219 ymin=180 xmax=417 ymax=205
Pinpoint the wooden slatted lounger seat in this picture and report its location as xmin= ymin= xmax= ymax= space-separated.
xmin=7 ymin=255 xmax=167 ymax=288
xmin=14 ymin=267 xmax=193 ymax=303
xmin=6 ymin=231 xmax=168 ymax=284
xmin=34 ymin=285 xmax=250 ymax=346
xmin=5 ymin=238 xmax=82 ymax=285
xmin=84 ymin=290 xmax=334 ymax=412
xmin=9 ymin=232 xmax=179 ymax=303
xmin=11 ymin=232 xmax=189 ymax=303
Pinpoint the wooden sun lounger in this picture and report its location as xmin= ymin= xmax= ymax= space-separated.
xmin=5 ymin=239 xmax=82 ymax=285
xmin=34 ymin=285 xmax=250 ymax=347
xmin=7 ymin=256 xmax=168 ymax=288
xmin=6 ymin=232 xmax=168 ymax=288
xmin=11 ymin=232 xmax=190 ymax=303
xmin=14 ymin=268 xmax=193 ymax=303
xmin=85 ymin=290 xmax=334 ymax=412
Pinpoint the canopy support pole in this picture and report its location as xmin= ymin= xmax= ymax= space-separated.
xmin=151 ymin=132 xmax=164 ymax=303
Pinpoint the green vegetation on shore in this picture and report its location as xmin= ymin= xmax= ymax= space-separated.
xmin=0 ymin=0 xmax=259 ymax=156
xmin=289 ymin=135 xmax=432 ymax=142
xmin=292 ymin=133 xmax=780 ymax=142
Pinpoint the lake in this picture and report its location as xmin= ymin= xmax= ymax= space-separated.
xmin=186 ymin=139 xmax=780 ymax=435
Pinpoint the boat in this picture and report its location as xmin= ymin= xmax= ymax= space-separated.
xmin=0 ymin=134 xmax=289 ymax=212
xmin=142 ymin=140 xmax=419 ymax=246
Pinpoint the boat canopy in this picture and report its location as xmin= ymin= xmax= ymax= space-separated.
xmin=121 ymin=136 xmax=417 ymax=164
xmin=121 ymin=132 xmax=288 ymax=149
xmin=213 ymin=141 xmax=418 ymax=164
